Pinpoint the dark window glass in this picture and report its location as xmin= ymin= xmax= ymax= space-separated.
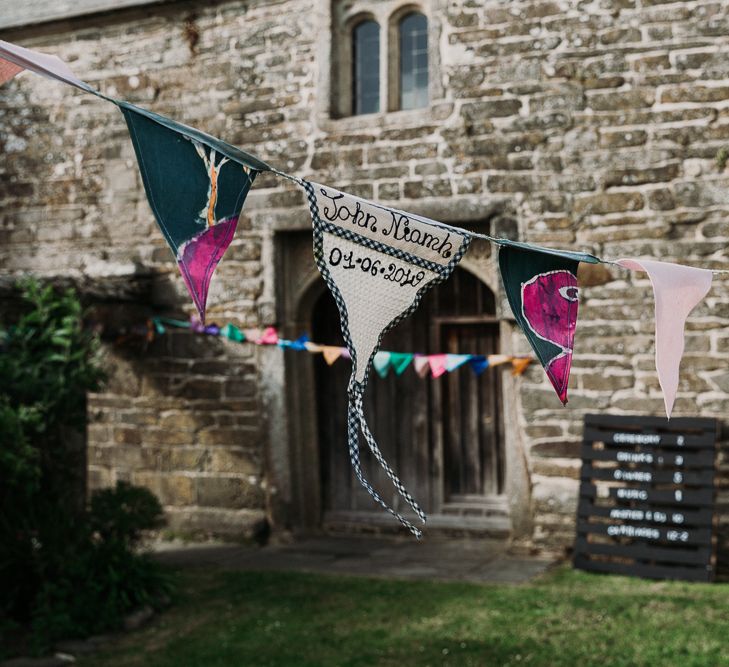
xmin=399 ymin=12 xmax=428 ymax=110
xmin=352 ymin=20 xmax=380 ymax=115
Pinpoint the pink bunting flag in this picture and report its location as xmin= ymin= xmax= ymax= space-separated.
xmin=428 ymin=354 xmax=449 ymax=378
xmin=0 ymin=40 xmax=89 ymax=90
xmin=413 ymin=355 xmax=431 ymax=378
xmin=256 ymin=327 xmax=279 ymax=345
xmin=616 ymin=258 xmax=713 ymax=418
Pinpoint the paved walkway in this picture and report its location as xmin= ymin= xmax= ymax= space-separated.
xmin=152 ymin=535 xmax=557 ymax=584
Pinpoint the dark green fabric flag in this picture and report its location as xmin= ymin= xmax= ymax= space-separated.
xmin=121 ymin=105 xmax=265 ymax=322
xmin=499 ymin=244 xmax=580 ymax=405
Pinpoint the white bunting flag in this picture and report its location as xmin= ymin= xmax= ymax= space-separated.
xmin=303 ymin=181 xmax=470 ymax=536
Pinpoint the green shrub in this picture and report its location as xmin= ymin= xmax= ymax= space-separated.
xmin=0 ymin=279 xmax=171 ymax=657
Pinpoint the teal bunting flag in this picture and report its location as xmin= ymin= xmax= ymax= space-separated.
xmin=389 ymin=352 xmax=414 ymax=375
xmin=120 ymin=103 xmax=269 ymax=324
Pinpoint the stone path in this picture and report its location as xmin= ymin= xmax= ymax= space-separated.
xmin=152 ymin=535 xmax=557 ymax=584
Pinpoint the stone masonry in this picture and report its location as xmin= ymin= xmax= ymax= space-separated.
xmin=1 ymin=0 xmax=729 ymax=566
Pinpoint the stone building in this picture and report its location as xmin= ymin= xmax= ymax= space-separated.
xmin=1 ymin=0 xmax=728 ymax=565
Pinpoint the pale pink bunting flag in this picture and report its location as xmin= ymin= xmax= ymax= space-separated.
xmin=0 ymin=40 xmax=89 ymax=90
xmin=413 ymin=356 xmax=431 ymax=378
xmin=617 ymin=258 xmax=713 ymax=418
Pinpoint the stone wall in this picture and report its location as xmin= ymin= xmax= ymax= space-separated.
xmin=2 ymin=0 xmax=729 ymax=563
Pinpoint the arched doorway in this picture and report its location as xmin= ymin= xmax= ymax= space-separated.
xmin=311 ymin=267 xmax=507 ymax=531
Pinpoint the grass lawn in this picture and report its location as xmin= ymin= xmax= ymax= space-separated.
xmin=80 ymin=565 xmax=728 ymax=667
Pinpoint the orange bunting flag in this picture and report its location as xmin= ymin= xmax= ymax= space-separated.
xmin=511 ymin=357 xmax=533 ymax=376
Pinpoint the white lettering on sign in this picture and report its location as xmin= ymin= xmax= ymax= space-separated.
xmin=616 ymin=488 xmax=648 ymax=500
xmin=613 ymin=433 xmax=661 ymax=445
xmin=667 ymin=530 xmax=689 ymax=542
xmin=607 ymin=524 xmax=660 ymax=539
xmin=616 ymin=451 xmax=653 ymax=464
xmin=614 ymin=469 xmax=652 ymax=482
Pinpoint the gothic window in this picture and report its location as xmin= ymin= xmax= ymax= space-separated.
xmin=352 ymin=20 xmax=381 ymax=115
xmin=398 ymin=12 xmax=428 ymax=110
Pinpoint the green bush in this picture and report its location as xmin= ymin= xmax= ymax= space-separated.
xmin=0 ymin=279 xmax=170 ymax=657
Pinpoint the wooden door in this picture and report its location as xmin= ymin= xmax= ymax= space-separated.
xmin=312 ymin=268 xmax=505 ymax=529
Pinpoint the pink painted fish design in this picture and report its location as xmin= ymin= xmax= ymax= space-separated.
xmin=521 ymin=270 xmax=579 ymax=404
xmin=177 ymin=215 xmax=238 ymax=323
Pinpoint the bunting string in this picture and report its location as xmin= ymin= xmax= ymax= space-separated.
xmin=2 ymin=38 xmax=724 ymax=535
xmin=148 ymin=317 xmax=534 ymax=379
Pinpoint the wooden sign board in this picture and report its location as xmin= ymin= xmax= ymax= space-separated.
xmin=574 ymin=414 xmax=717 ymax=582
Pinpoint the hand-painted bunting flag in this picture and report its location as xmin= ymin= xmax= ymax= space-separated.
xmin=303 ymin=180 xmax=470 ymax=537
xmin=120 ymin=105 xmax=268 ymax=323
xmin=373 ymin=351 xmax=392 ymax=377
xmin=499 ymin=244 xmax=580 ymax=405
xmin=256 ymin=327 xmax=279 ymax=345
xmin=616 ymin=258 xmax=712 ymax=418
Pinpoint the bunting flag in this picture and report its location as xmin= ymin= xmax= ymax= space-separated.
xmin=120 ymin=106 xmax=266 ymax=323
xmin=303 ymin=180 xmax=470 ymax=537
xmin=256 ymin=326 xmax=279 ymax=345
xmin=499 ymin=243 xmax=585 ymax=405
xmin=429 ymin=354 xmax=449 ymax=378
xmin=469 ymin=356 xmax=489 ymax=375
xmin=373 ymin=351 xmax=392 ymax=377
xmin=445 ymin=354 xmax=471 ymax=373
xmin=511 ymin=357 xmax=533 ymax=376
xmin=0 ymin=39 xmax=91 ymax=91
xmin=390 ymin=352 xmax=414 ymax=376
xmin=413 ymin=355 xmax=431 ymax=378
xmin=616 ymin=259 xmax=713 ymax=418
xmin=321 ymin=345 xmax=345 ymax=366
xmin=487 ymin=354 xmax=513 ymax=368
xmin=220 ymin=323 xmax=245 ymax=342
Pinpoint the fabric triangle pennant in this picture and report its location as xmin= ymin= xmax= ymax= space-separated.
xmin=304 ymin=341 xmax=323 ymax=353
xmin=120 ymin=106 xmax=264 ymax=323
xmin=320 ymin=345 xmax=345 ymax=365
xmin=511 ymin=357 xmax=533 ymax=376
xmin=413 ymin=355 xmax=431 ymax=377
xmin=469 ymin=355 xmax=489 ymax=375
xmin=429 ymin=354 xmax=449 ymax=378
xmin=389 ymin=352 xmax=414 ymax=376
xmin=373 ymin=351 xmax=392 ymax=378
xmin=220 ymin=323 xmax=245 ymax=342
xmin=303 ymin=180 xmax=471 ymax=537
xmin=616 ymin=258 xmax=712 ymax=418
xmin=499 ymin=244 xmax=580 ymax=405
xmin=487 ymin=354 xmax=512 ymax=367
xmin=445 ymin=354 xmax=471 ymax=372
xmin=0 ymin=39 xmax=91 ymax=91
xmin=289 ymin=334 xmax=310 ymax=351
xmin=256 ymin=327 xmax=279 ymax=345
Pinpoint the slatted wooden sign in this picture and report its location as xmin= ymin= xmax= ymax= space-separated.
xmin=574 ymin=414 xmax=717 ymax=582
